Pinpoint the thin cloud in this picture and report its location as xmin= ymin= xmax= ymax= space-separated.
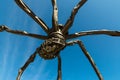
xmin=0 ymin=36 xmax=11 ymax=80
xmin=31 ymin=60 xmax=48 ymax=80
xmin=5 ymin=43 xmax=19 ymax=80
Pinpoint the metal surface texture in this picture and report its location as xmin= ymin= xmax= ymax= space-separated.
xmin=1 ymin=0 xmax=120 ymax=80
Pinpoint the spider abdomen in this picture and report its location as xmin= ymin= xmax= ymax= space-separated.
xmin=38 ymin=32 xmax=66 ymax=59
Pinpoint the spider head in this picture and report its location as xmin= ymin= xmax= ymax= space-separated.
xmin=38 ymin=32 xmax=66 ymax=59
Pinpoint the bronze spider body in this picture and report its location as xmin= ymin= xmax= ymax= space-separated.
xmin=1 ymin=0 xmax=120 ymax=80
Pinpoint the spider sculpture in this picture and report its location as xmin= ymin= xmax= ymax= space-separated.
xmin=1 ymin=0 xmax=120 ymax=80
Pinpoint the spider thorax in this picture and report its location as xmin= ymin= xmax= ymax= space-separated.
xmin=38 ymin=31 xmax=66 ymax=60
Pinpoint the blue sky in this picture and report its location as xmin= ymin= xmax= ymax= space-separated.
xmin=0 ymin=0 xmax=120 ymax=80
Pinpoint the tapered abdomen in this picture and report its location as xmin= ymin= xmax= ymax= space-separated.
xmin=38 ymin=32 xmax=66 ymax=59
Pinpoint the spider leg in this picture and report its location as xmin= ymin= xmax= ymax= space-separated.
xmin=15 ymin=0 xmax=49 ymax=34
xmin=51 ymin=0 xmax=59 ymax=31
xmin=57 ymin=55 xmax=62 ymax=80
xmin=0 ymin=25 xmax=47 ymax=40
xmin=66 ymin=29 xmax=120 ymax=39
xmin=16 ymin=49 xmax=38 ymax=80
xmin=62 ymin=0 xmax=87 ymax=34
xmin=67 ymin=40 xmax=103 ymax=80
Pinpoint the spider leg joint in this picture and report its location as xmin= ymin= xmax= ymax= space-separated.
xmin=0 ymin=25 xmax=8 ymax=32
xmin=67 ymin=40 xmax=81 ymax=46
